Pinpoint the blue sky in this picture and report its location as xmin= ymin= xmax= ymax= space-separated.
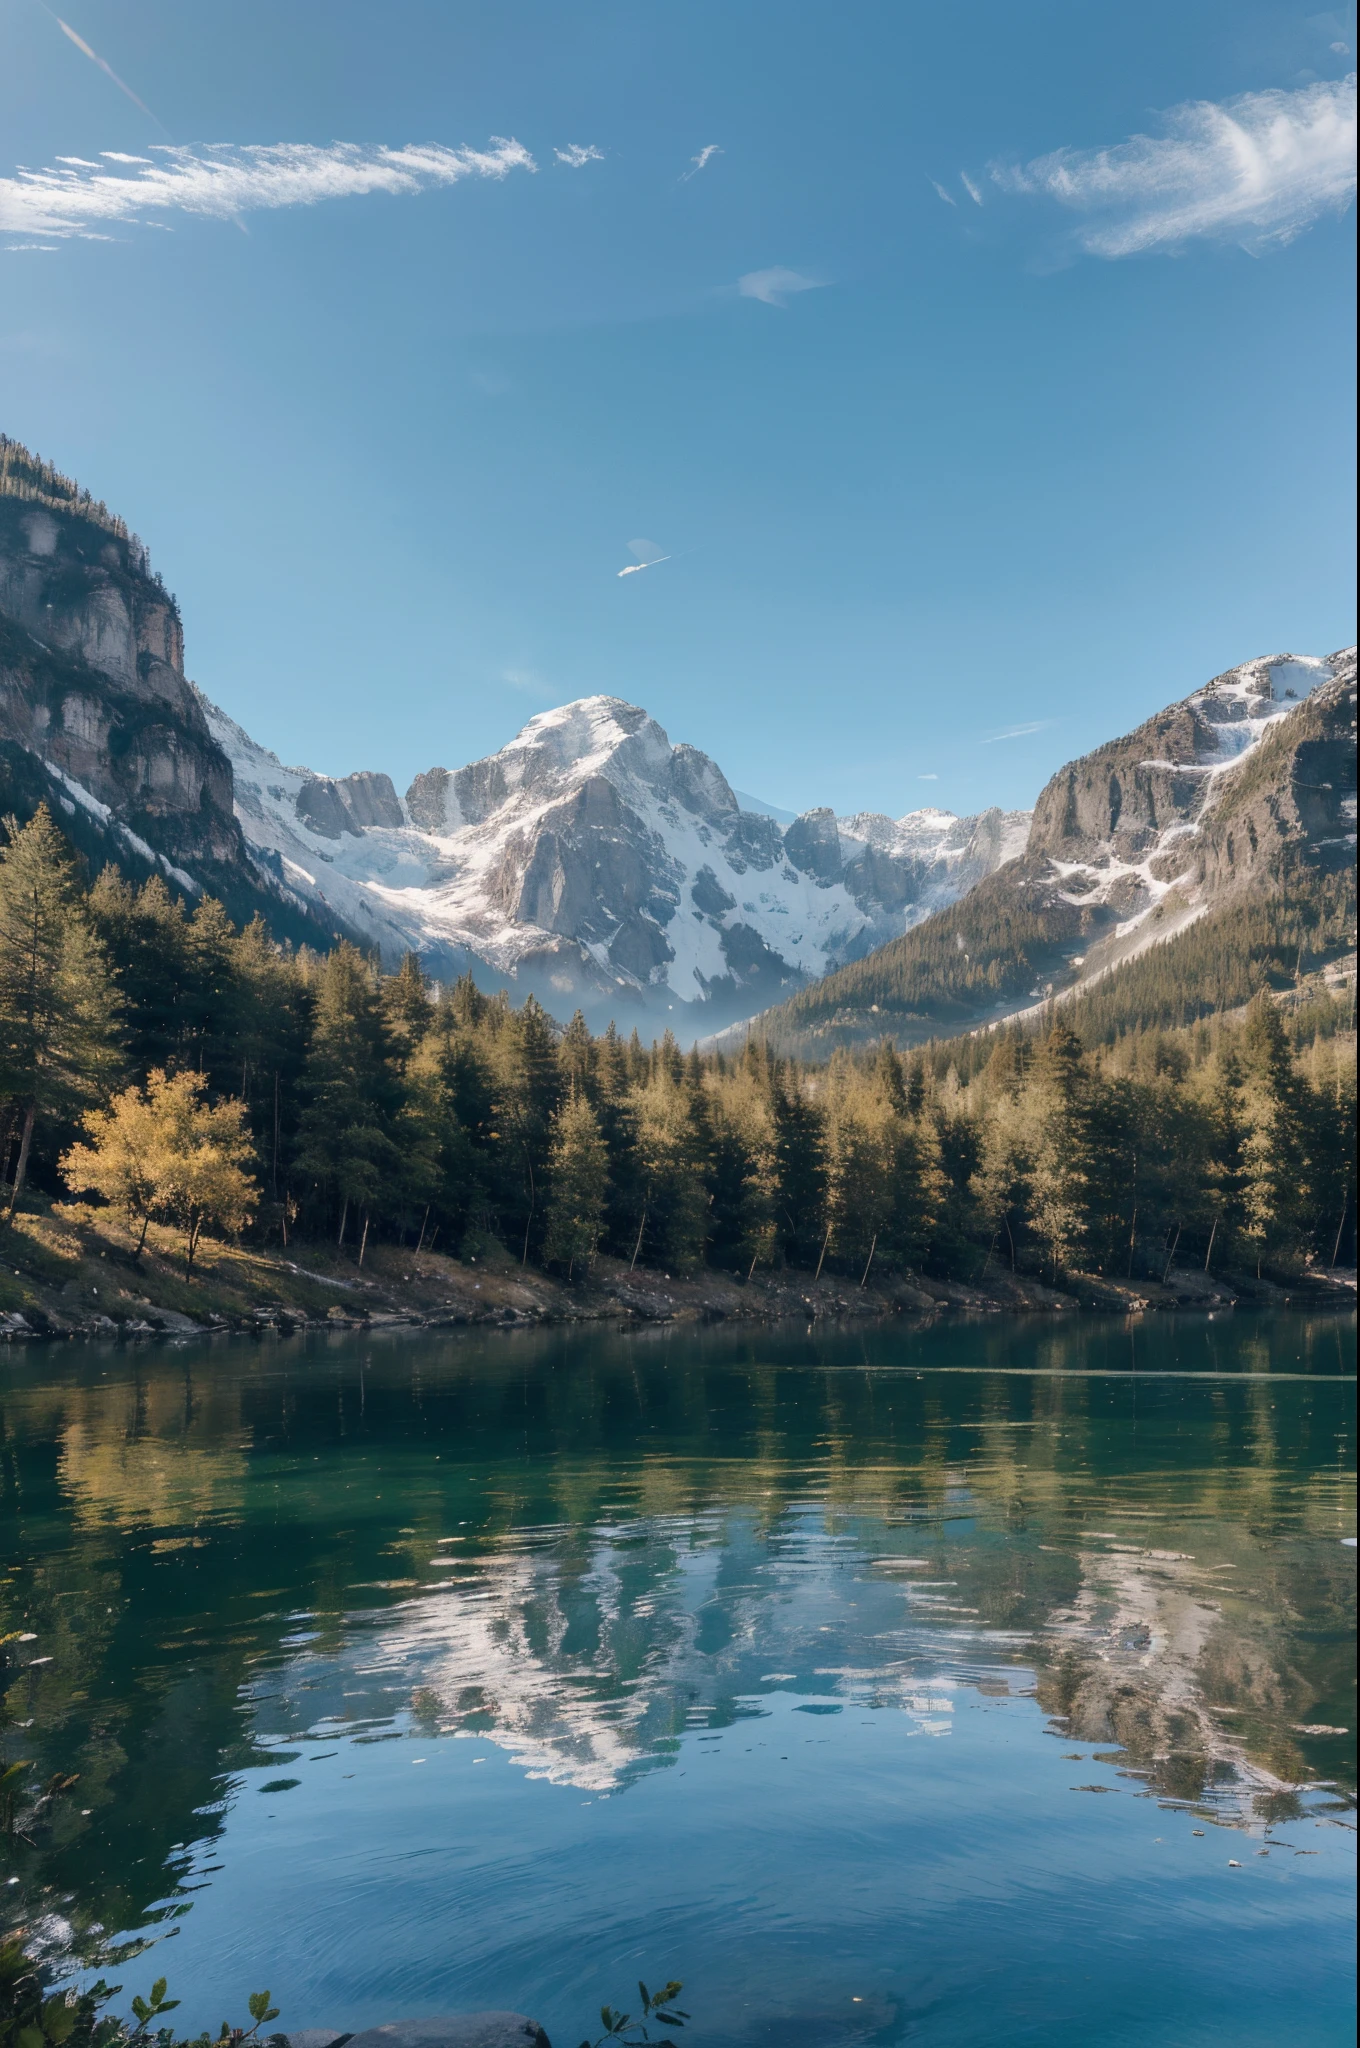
xmin=2 ymin=2 xmax=1355 ymax=818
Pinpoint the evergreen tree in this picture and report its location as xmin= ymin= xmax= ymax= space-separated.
xmin=543 ymin=1090 xmax=610 ymax=1276
xmin=382 ymin=952 xmax=435 ymax=1071
xmin=1021 ymin=1023 xmax=1096 ymax=1276
xmin=771 ymin=1071 xmax=828 ymax=1268
xmin=1237 ymin=996 xmax=1315 ymax=1271
xmin=630 ymin=1067 xmax=709 ymax=1272
xmin=0 ymin=806 xmax=122 ymax=1217
xmin=824 ymin=1053 xmax=899 ymax=1273
xmin=494 ymin=995 xmax=562 ymax=1261
xmin=705 ymin=1064 xmax=778 ymax=1274
xmin=559 ymin=1011 xmax=595 ymax=1098
xmin=295 ymin=944 xmax=400 ymax=1244
xmin=88 ymin=870 xmax=194 ymax=1075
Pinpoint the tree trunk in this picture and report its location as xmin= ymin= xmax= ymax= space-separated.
xmin=3 ymin=1103 xmax=36 ymax=1222
xmin=813 ymin=1221 xmax=832 ymax=1281
xmin=859 ymin=1233 xmax=877 ymax=1288
xmin=338 ymin=1197 xmax=348 ymax=1249
xmin=135 ymin=1210 xmax=151 ymax=1258
xmin=521 ymin=1146 xmax=536 ymax=1266
xmin=629 ymin=1207 xmax=648 ymax=1273
xmin=1204 ymin=1216 xmax=1218 ymax=1270
xmin=1162 ymin=1223 xmax=1181 ymax=1284
xmin=358 ymin=1212 xmax=370 ymax=1267
xmin=415 ymin=1206 xmax=430 ymax=1256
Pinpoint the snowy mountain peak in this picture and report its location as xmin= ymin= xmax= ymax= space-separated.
xmin=199 ymin=686 xmax=1031 ymax=1034
xmin=405 ymin=695 xmax=739 ymax=836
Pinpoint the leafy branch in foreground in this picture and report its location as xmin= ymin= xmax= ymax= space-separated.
xmin=0 ymin=1936 xmax=279 ymax=2048
xmin=579 ymin=1977 xmax=689 ymax=2048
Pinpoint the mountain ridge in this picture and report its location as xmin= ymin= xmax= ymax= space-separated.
xmin=199 ymin=685 xmax=1031 ymax=1032
xmin=2 ymin=436 xmax=1352 ymax=1051
xmin=721 ymin=646 xmax=1357 ymax=1053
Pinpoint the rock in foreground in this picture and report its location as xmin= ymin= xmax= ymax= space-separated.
xmin=287 ymin=2019 xmax=550 ymax=2048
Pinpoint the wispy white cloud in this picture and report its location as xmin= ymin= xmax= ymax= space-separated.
xmin=928 ymin=178 xmax=957 ymax=207
xmin=682 ymin=144 xmax=723 ymax=181
xmin=992 ymin=74 xmax=1356 ymax=256
xmin=960 ymin=170 xmax=983 ymax=206
xmin=0 ymin=136 xmax=535 ymax=243
xmin=502 ymin=667 xmax=554 ymax=698
xmin=554 ymin=143 xmax=603 ymax=167
xmin=737 ymin=265 xmax=823 ymax=307
xmin=918 ymin=772 xmax=940 ymax=780
xmin=981 ymin=720 xmax=1053 ymax=744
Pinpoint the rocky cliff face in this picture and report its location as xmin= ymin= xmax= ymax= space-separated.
xmin=207 ymin=690 xmax=1031 ymax=1033
xmin=1027 ymin=650 xmax=1356 ymax=918
xmin=0 ymin=446 xmax=345 ymax=943
xmin=0 ymin=493 xmax=241 ymax=870
xmin=723 ymin=648 xmax=1358 ymax=1050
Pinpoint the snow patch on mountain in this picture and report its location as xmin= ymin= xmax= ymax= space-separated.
xmin=199 ymin=689 xmax=1029 ymax=1027
xmin=1037 ymin=651 xmax=1347 ymax=957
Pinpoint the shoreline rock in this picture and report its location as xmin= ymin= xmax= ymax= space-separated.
xmin=285 ymin=2019 xmax=550 ymax=2048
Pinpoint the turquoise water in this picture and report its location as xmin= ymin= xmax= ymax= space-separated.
xmin=1 ymin=1313 xmax=1355 ymax=2046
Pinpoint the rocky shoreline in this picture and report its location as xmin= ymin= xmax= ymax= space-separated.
xmin=0 ymin=1200 xmax=1354 ymax=1344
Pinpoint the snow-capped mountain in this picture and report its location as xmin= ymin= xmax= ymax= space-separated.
xmin=732 ymin=647 xmax=1358 ymax=1051
xmin=1026 ymin=649 xmax=1356 ymax=934
xmin=202 ymin=691 xmax=1030 ymax=1032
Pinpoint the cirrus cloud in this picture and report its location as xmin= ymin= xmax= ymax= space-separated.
xmin=981 ymin=720 xmax=1053 ymax=744
xmin=0 ymin=136 xmax=536 ymax=244
xmin=737 ymin=265 xmax=824 ymax=307
xmin=992 ymin=73 xmax=1356 ymax=256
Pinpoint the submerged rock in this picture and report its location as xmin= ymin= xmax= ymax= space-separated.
xmin=287 ymin=2021 xmax=550 ymax=2048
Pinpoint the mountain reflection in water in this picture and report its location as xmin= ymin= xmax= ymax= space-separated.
xmin=1 ymin=1314 xmax=1354 ymax=2046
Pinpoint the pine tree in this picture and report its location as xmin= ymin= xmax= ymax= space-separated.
xmin=494 ymin=995 xmax=562 ymax=1262
xmin=1022 ymin=1022 xmax=1096 ymax=1276
xmin=823 ymin=1053 xmax=899 ymax=1273
xmin=705 ymin=1064 xmax=778 ymax=1274
xmin=383 ymin=952 xmax=435 ymax=1071
xmin=88 ymin=870 xmax=193 ymax=1075
xmin=229 ymin=916 xmax=311 ymax=1205
xmin=558 ymin=1011 xmax=595 ymax=1098
xmin=543 ymin=1090 xmax=610 ymax=1276
xmin=630 ymin=1066 xmax=709 ymax=1272
xmin=295 ymin=944 xmax=400 ymax=1243
xmin=0 ymin=806 xmax=123 ymax=1217
xmin=1237 ymin=995 xmax=1315 ymax=1271
xmin=771 ymin=1071 xmax=828 ymax=1268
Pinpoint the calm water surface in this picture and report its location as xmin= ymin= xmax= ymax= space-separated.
xmin=2 ymin=1313 xmax=1355 ymax=2048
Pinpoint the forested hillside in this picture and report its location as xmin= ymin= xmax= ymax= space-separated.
xmin=3 ymin=804 xmax=1354 ymax=1292
xmin=740 ymin=650 xmax=1357 ymax=1054
xmin=759 ymin=867 xmax=1355 ymax=1057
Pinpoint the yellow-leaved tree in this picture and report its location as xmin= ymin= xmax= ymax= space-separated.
xmin=62 ymin=1069 xmax=258 ymax=1276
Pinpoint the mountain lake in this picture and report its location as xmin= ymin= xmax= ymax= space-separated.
xmin=2 ymin=1312 xmax=1354 ymax=2047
